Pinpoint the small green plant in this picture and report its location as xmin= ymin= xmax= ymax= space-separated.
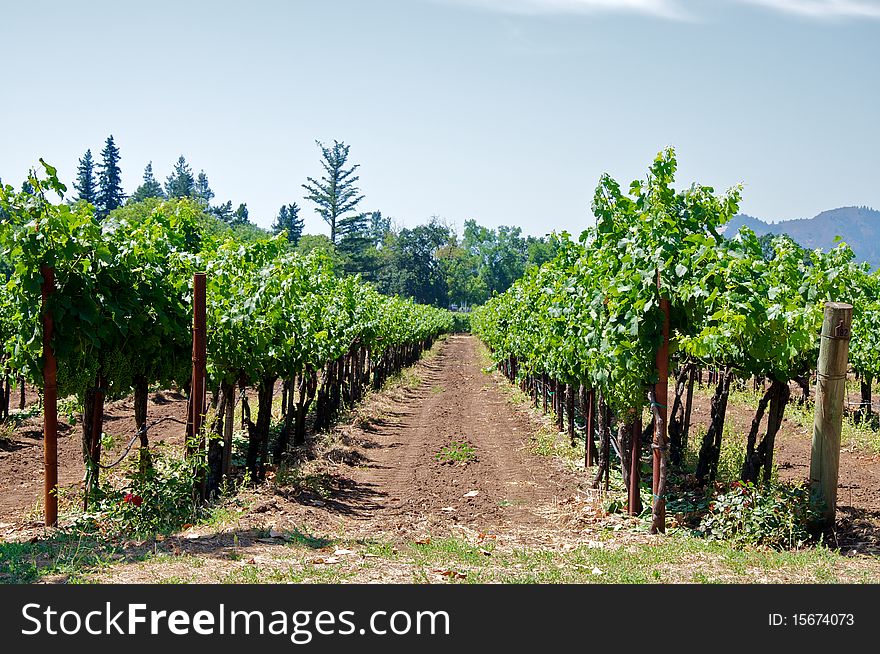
xmin=698 ymin=480 xmax=818 ymax=549
xmin=57 ymin=395 xmax=80 ymax=425
xmin=82 ymin=447 xmax=206 ymax=538
xmin=100 ymin=431 xmax=117 ymax=451
xmin=230 ymin=429 xmax=249 ymax=468
xmin=6 ymin=404 xmax=40 ymax=425
xmin=0 ymin=422 xmax=14 ymax=449
xmin=604 ymin=497 xmax=625 ymax=514
xmin=436 ymin=440 xmax=477 ymax=464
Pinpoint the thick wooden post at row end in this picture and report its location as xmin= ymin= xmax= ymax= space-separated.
xmin=41 ymin=264 xmax=58 ymax=527
xmin=809 ymin=302 xmax=852 ymax=529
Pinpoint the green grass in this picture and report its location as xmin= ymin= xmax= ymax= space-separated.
xmin=280 ymin=526 xmax=336 ymax=550
xmin=435 ymin=440 xmax=477 ymax=464
xmin=356 ymin=533 xmax=872 ymax=584
xmin=7 ymin=525 xmax=876 ymax=584
xmin=681 ymin=423 xmax=755 ymax=483
xmin=786 ymin=399 xmax=880 ymax=454
xmin=405 ymin=534 xmax=873 ymax=584
xmin=3 ymin=404 xmax=41 ymax=426
xmin=699 ymin=380 xmax=880 ymax=456
xmin=530 ymin=424 xmax=582 ymax=464
xmin=0 ymin=531 xmax=143 ymax=583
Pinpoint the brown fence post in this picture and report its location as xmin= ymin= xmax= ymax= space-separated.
xmin=41 ymin=264 xmax=58 ymax=527
xmin=585 ymin=389 xmax=595 ymax=468
xmin=628 ymin=413 xmax=642 ymax=516
xmin=809 ymin=302 xmax=852 ymax=529
xmin=190 ymin=273 xmax=207 ymax=457
xmin=651 ymin=290 xmax=670 ymax=534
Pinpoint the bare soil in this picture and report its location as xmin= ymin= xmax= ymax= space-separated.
xmin=209 ymin=335 xmax=595 ymax=547
xmin=315 ymin=334 xmax=588 ymax=540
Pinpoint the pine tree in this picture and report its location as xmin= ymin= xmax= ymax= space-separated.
xmin=96 ymin=135 xmax=125 ymax=217
xmin=165 ymin=156 xmax=195 ymax=198
xmin=230 ymin=203 xmax=250 ymax=226
xmin=129 ymin=162 xmax=165 ymax=203
xmin=302 ymin=140 xmax=364 ymax=244
xmin=211 ymin=200 xmax=234 ymax=223
xmin=273 ymin=205 xmax=290 ymax=236
xmin=369 ymin=210 xmax=391 ymax=245
xmin=271 ymin=202 xmax=304 ymax=245
xmin=73 ymin=149 xmax=98 ymax=205
xmin=337 ymin=212 xmax=376 ymax=276
xmin=194 ymin=170 xmax=214 ymax=206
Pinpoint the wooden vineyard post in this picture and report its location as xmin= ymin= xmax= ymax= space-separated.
xmin=585 ymin=389 xmax=595 ymax=468
xmin=682 ymin=364 xmax=695 ymax=455
xmin=188 ymin=273 xmax=208 ymax=465
xmin=41 ymin=264 xmax=58 ymax=527
xmin=651 ymin=290 xmax=670 ymax=534
xmin=628 ymin=413 xmax=642 ymax=516
xmin=809 ymin=302 xmax=852 ymax=529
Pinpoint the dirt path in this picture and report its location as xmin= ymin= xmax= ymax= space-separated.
xmin=335 ymin=335 xmax=584 ymax=539
xmin=220 ymin=335 xmax=590 ymax=549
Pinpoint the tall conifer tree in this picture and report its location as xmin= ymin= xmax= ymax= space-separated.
xmin=165 ymin=156 xmax=195 ymax=198
xmin=195 ymin=170 xmax=214 ymax=205
xmin=96 ymin=135 xmax=125 ymax=217
xmin=129 ymin=162 xmax=165 ymax=203
xmin=272 ymin=202 xmax=305 ymax=245
xmin=73 ymin=149 xmax=98 ymax=205
xmin=302 ymin=140 xmax=364 ymax=244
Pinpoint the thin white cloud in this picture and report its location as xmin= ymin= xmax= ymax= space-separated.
xmin=437 ymin=0 xmax=880 ymax=20
xmin=735 ymin=0 xmax=880 ymax=18
xmin=440 ymin=0 xmax=690 ymax=20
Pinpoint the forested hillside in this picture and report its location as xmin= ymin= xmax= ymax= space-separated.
xmin=725 ymin=206 xmax=880 ymax=268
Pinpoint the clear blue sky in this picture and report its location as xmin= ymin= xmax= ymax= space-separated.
xmin=1 ymin=0 xmax=878 ymax=237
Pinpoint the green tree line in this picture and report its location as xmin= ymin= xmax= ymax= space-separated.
xmin=53 ymin=136 xmax=560 ymax=309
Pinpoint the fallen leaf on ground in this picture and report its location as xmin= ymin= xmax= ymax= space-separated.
xmin=414 ymin=537 xmax=431 ymax=545
xmin=310 ymin=556 xmax=340 ymax=565
xmin=440 ymin=507 xmax=456 ymax=512
xmin=433 ymin=568 xmax=467 ymax=579
xmin=463 ymin=490 xmax=479 ymax=498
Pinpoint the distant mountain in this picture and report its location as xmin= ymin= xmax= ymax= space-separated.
xmin=723 ymin=206 xmax=880 ymax=269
